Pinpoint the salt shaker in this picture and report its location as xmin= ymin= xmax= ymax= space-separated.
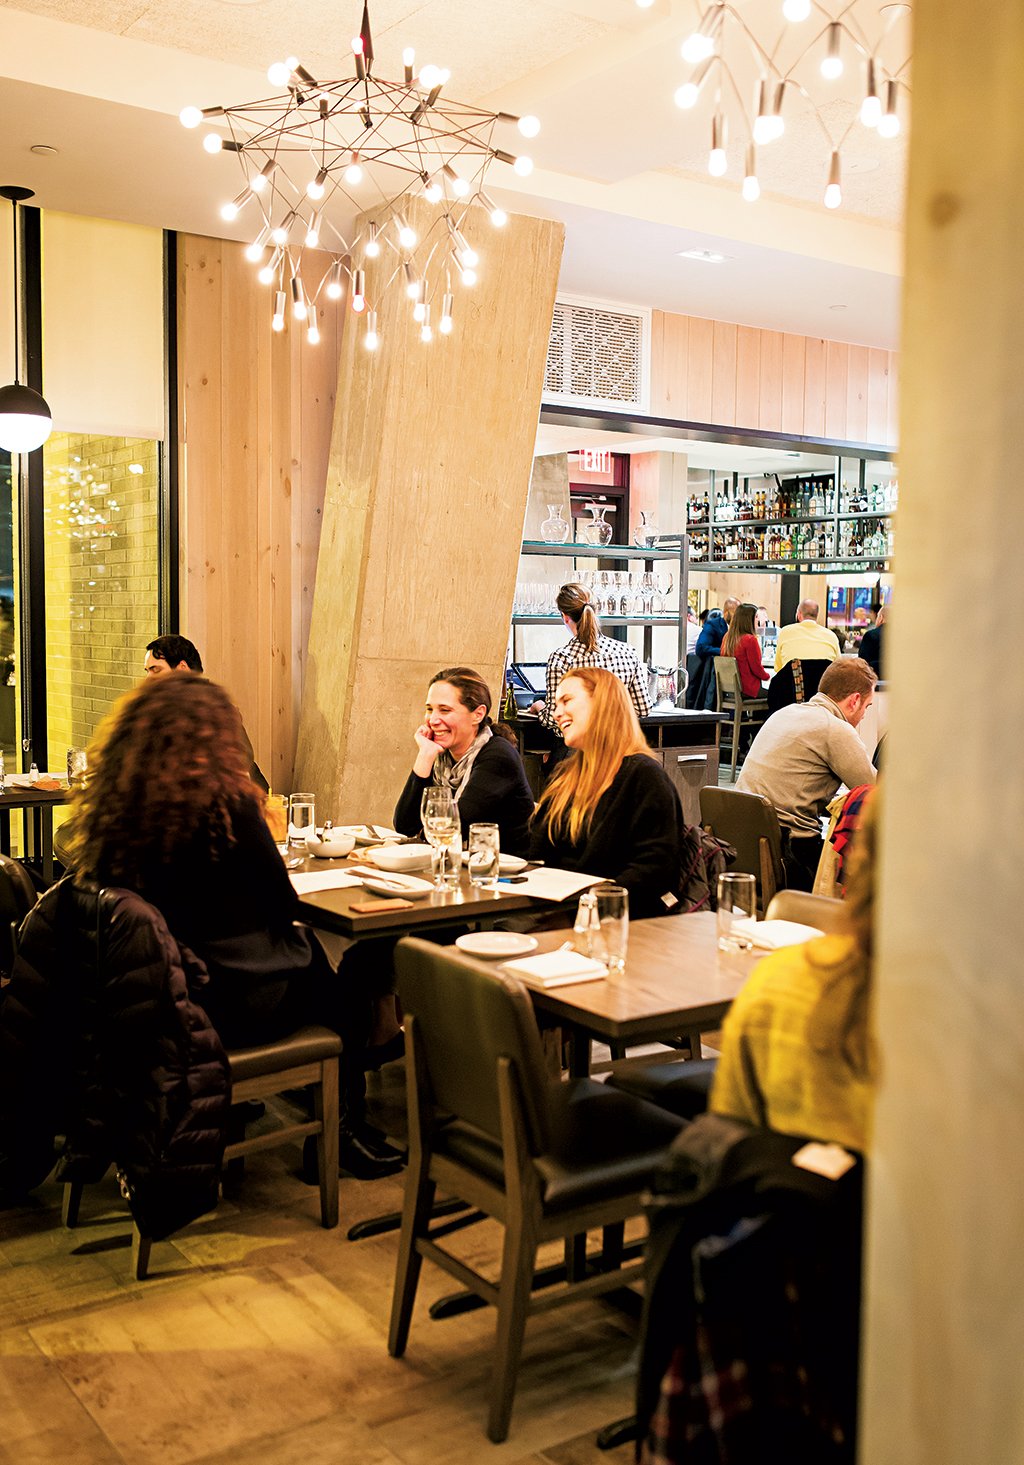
xmin=29 ymin=762 xmax=39 ymax=783
xmin=573 ymin=890 xmax=599 ymax=956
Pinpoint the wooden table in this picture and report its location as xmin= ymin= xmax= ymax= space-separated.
xmin=0 ymin=784 xmax=69 ymax=885
xmin=524 ymin=911 xmax=761 ymax=1075
xmin=293 ymin=858 xmax=536 ymax=941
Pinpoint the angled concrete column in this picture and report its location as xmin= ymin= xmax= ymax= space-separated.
xmin=861 ymin=4 xmax=1024 ymax=1463
xmin=295 ymin=209 xmax=564 ymax=822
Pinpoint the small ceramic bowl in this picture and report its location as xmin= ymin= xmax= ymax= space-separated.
xmin=304 ymin=831 xmax=357 ymax=858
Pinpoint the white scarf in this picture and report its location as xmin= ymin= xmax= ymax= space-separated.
xmin=433 ymin=725 xmax=492 ymax=804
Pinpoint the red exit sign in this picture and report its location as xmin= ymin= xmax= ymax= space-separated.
xmin=578 ymin=449 xmax=612 ymax=473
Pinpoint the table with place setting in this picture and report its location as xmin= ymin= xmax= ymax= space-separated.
xmin=0 ymin=775 xmax=71 ymax=884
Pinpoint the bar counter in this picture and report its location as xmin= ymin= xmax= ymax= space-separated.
xmin=509 ymin=709 xmax=725 ymax=825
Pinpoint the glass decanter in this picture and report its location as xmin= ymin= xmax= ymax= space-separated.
xmin=581 ymin=502 xmax=613 ymax=546
xmin=540 ymin=504 xmax=571 ymax=544
xmin=633 ymin=510 xmax=659 ymax=548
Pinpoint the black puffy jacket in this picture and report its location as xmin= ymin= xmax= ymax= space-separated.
xmin=0 ymin=878 xmax=230 ymax=1240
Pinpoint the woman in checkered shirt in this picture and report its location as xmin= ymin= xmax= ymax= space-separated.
xmin=529 ymin=582 xmax=651 ymax=734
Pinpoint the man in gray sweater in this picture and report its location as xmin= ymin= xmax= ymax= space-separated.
xmin=737 ymin=658 xmax=878 ymax=889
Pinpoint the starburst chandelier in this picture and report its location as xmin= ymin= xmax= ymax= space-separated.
xmin=638 ymin=0 xmax=910 ymax=210
xmin=180 ymin=3 xmax=539 ymax=350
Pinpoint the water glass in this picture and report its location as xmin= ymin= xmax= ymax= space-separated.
xmin=593 ymin=883 xmax=629 ymax=973
xmin=467 ymin=822 xmax=500 ymax=888
xmin=288 ymin=791 xmax=317 ymax=849
xmin=717 ymin=873 xmax=756 ymax=951
xmin=66 ymin=747 xmax=88 ymax=788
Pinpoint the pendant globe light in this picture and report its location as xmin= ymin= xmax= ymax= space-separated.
xmin=0 ymin=186 xmax=51 ymax=454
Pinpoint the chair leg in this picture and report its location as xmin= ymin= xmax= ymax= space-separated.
xmin=601 ymin=1222 xmax=625 ymax=1272
xmin=388 ymin=1158 xmax=437 ymax=1359
xmin=314 ymin=1057 xmax=340 ymax=1229
xmin=131 ymin=1227 xmax=152 ymax=1281
xmin=730 ymin=710 xmax=740 ymax=781
xmin=62 ymin=1180 xmax=82 ymax=1229
xmin=488 ymin=1207 xmax=540 ymax=1444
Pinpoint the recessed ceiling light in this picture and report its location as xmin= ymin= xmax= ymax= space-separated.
xmin=677 ymin=248 xmax=731 ymax=264
xmin=30 ymin=144 xmax=59 ymax=156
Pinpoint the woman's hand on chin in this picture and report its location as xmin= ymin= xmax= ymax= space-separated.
xmin=413 ymin=723 xmax=442 ymax=776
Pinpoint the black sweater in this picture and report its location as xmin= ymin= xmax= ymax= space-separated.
xmin=394 ymin=735 xmax=535 ymax=857
xmin=528 ymin=753 xmax=684 ymax=920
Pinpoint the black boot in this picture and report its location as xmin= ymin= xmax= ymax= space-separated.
xmin=302 ymin=1128 xmax=404 ymax=1183
xmin=353 ymin=1121 xmax=407 ymax=1164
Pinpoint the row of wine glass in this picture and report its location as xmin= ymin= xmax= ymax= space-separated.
xmin=513 ymin=568 xmax=676 ymax=618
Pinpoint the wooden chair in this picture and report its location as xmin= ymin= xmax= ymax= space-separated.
xmin=766 ymin=890 xmax=845 ymax=931
xmin=765 ymin=657 xmax=832 ymax=715
xmin=714 ymin=658 xmax=769 ymax=781
xmin=388 ymin=938 xmax=685 ymax=1444
xmin=62 ymin=1025 xmax=341 ymax=1278
xmin=699 ymin=785 xmax=785 ymax=916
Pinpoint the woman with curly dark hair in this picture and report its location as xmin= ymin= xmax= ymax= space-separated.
xmin=66 ymin=673 xmax=402 ymax=1180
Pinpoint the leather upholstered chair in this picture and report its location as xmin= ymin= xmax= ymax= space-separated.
xmin=63 ymin=1023 xmax=342 ymax=1279
xmin=388 ymin=937 xmax=686 ymax=1444
xmin=699 ymin=785 xmax=786 ymax=916
xmin=765 ymin=890 xmax=845 ymax=931
xmin=0 ymin=852 xmax=38 ymax=981
xmin=714 ymin=658 xmax=769 ymax=782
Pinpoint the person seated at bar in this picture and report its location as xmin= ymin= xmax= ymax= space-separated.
xmin=65 ymin=673 xmax=401 ymax=1180
xmin=773 ymin=598 xmax=841 ymax=671
xmin=710 ymin=790 xmax=878 ymax=1154
xmin=719 ymin=601 xmax=770 ymax=698
xmin=859 ymin=604 xmax=887 ymax=677
xmin=686 ymin=597 xmax=739 ymax=710
xmin=394 ymin=667 xmax=534 ymax=856
xmin=529 ymin=582 xmax=651 ymax=732
xmin=528 ymin=666 xmax=684 ymax=919
xmin=737 ymin=658 xmax=878 ymax=890
xmin=142 ymin=634 xmax=268 ymax=791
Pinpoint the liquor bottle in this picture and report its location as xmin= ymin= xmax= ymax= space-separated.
xmin=808 ymin=482 xmax=818 ymax=516
xmin=713 ymin=529 xmax=725 ymax=559
xmin=502 ymin=675 xmax=518 ymax=723
xmin=825 ymin=527 xmax=836 ymax=556
xmin=702 ymin=489 xmax=710 ymax=522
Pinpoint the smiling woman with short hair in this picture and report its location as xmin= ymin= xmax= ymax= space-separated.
xmin=393 ymin=666 xmax=535 ymax=856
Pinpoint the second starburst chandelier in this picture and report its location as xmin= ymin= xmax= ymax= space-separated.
xmin=180 ymin=2 xmax=539 ymax=350
xmin=649 ymin=0 xmax=910 ymax=210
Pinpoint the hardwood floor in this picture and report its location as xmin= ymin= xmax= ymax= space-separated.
xmin=0 ymin=1067 xmax=642 ymax=1465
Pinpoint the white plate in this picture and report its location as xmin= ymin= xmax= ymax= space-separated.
xmin=499 ymin=855 xmax=528 ymax=874
xmin=455 ymin=933 xmax=538 ymax=960
xmin=366 ymin=843 xmax=433 ymax=873
xmin=361 ymin=872 xmax=434 ymax=899
xmin=333 ymin=824 xmax=384 ymax=846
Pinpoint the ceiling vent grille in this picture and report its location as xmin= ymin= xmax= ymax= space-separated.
xmin=543 ymin=297 xmax=649 ymax=413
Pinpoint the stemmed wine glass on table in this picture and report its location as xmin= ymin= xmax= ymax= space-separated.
xmin=420 ymin=786 xmax=462 ymax=890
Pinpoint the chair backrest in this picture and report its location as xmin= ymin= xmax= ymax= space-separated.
xmin=0 ymin=853 xmax=38 ymax=979
xmin=699 ymin=785 xmax=785 ymax=901
xmin=395 ymin=937 xmax=551 ymax=1155
xmin=765 ymin=889 xmax=846 ymax=933
xmin=766 ymin=658 xmax=832 ymax=715
xmin=714 ymin=656 xmax=742 ymax=709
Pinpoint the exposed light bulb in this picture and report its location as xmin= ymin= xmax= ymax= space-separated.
xmin=421 ymin=325 xmax=433 ymax=343
xmin=250 ymin=161 xmax=276 ymax=195
xmin=513 ymin=155 xmax=533 ymax=177
xmin=418 ymin=63 xmax=441 ymax=89
xmin=681 ymin=31 xmax=715 ymax=64
xmin=364 ymin=310 xmax=379 ymax=350
xmin=267 ymin=60 xmax=292 ymax=86
xmin=306 ymin=167 xmax=327 ymax=200
xmin=364 ymin=223 xmax=381 ymax=258
xmin=824 ymin=150 xmax=842 ymax=208
xmin=675 ymin=82 xmax=700 ymax=110
xmin=402 ymin=46 xmax=415 ymax=67
xmin=203 ymin=133 xmax=223 ymax=153
xmin=325 ymin=260 xmax=344 ymax=299
xmin=270 ymin=224 xmax=288 ymax=246
xmin=742 ymin=144 xmax=760 ymax=201
xmin=460 ymin=246 xmax=479 ymax=268
xmin=344 ymin=152 xmax=364 ymax=185
xmin=257 ymin=260 xmax=278 ymax=286
xmin=305 ymin=211 xmax=321 ymax=248
xmin=861 ymin=94 xmax=881 ymax=127
xmin=245 ymin=226 xmax=270 ymax=263
xmin=291 ymin=276 xmax=307 ymax=320
xmin=878 ymin=80 xmax=901 ymax=136
xmin=480 ymin=191 xmax=507 ymax=226
xmin=440 ymin=292 xmax=454 ymax=333
xmin=517 ymin=114 xmax=540 ymax=138
xmin=413 ymin=301 xmax=426 ymax=323
xmin=708 ymin=113 xmax=727 ymax=177
xmin=782 ymin=0 xmax=811 ymax=20
xmin=307 ymin=323 xmax=321 ymax=345
xmin=821 ymin=23 xmax=844 ymax=80
xmin=179 ymin=105 xmax=202 ymax=129
xmin=272 ymin=290 xmax=286 ymax=331
xmin=424 ymin=177 xmax=443 ymax=203
xmin=220 ymin=201 xmax=239 ymax=222
xmin=460 ymin=266 xmax=477 ymax=286
xmin=398 ymin=223 xmax=417 ymax=248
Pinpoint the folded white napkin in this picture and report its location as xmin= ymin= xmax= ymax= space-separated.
xmin=289 ymin=871 xmax=364 ymax=895
xmin=501 ymin=950 xmax=607 ymax=988
xmin=729 ymin=917 xmax=825 ymax=950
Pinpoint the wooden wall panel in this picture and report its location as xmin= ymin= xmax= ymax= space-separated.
xmin=177 ymin=234 xmax=340 ymax=790
xmin=735 ymin=325 xmax=761 ymax=430
xmin=711 ymin=321 xmax=738 ymax=425
xmin=650 ymin=309 xmax=899 ymax=446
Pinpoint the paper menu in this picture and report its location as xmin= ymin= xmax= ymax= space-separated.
xmin=499 ymin=868 xmax=605 ymax=903
xmin=290 ymin=870 xmax=364 ymax=895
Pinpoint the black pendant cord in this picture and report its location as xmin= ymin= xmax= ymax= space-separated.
xmin=0 ymin=185 xmax=36 ymax=387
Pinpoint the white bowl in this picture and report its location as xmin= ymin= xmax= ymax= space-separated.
xmin=365 ymin=843 xmax=433 ymax=873
xmin=305 ymin=831 xmax=356 ymax=858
